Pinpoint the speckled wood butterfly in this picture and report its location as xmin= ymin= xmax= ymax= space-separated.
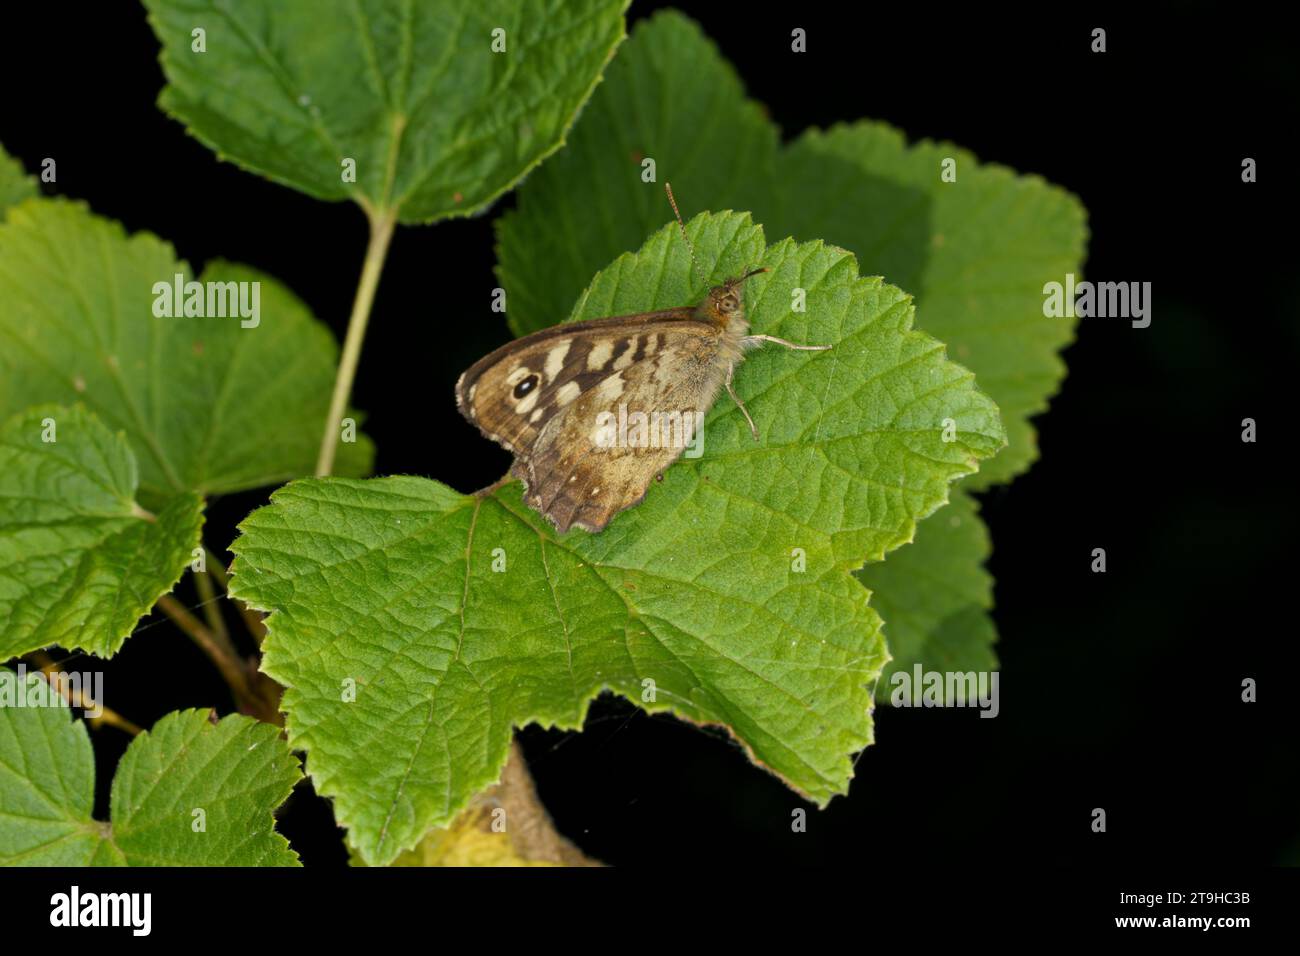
xmin=457 ymin=185 xmax=829 ymax=533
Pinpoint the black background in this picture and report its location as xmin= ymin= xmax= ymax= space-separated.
xmin=1 ymin=0 xmax=1295 ymax=871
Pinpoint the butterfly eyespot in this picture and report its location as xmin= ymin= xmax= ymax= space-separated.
xmin=513 ymin=374 xmax=540 ymax=399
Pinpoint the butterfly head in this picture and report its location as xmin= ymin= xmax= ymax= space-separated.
xmin=699 ymin=267 xmax=768 ymax=329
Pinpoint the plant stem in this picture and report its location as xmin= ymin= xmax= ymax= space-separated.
xmin=386 ymin=738 xmax=599 ymax=866
xmin=157 ymin=594 xmax=248 ymax=693
xmin=203 ymin=548 xmax=231 ymax=588
xmin=157 ymin=595 xmax=284 ymax=723
xmin=315 ymin=205 xmax=399 ymax=477
xmin=30 ymin=653 xmax=143 ymax=736
xmin=156 ymin=594 xmax=281 ymax=724
xmin=205 ymin=546 xmax=267 ymax=644
xmin=193 ymin=566 xmax=230 ymax=648
xmin=493 ymin=738 xmax=599 ymax=865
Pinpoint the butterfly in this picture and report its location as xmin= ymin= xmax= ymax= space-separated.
xmin=456 ymin=186 xmax=830 ymax=534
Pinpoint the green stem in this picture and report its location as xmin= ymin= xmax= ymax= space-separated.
xmin=156 ymin=594 xmax=282 ymax=725
xmin=30 ymin=653 xmax=143 ymax=736
xmin=205 ymin=545 xmax=267 ymax=644
xmin=157 ymin=595 xmax=249 ymax=697
xmin=193 ymin=566 xmax=230 ymax=648
xmin=315 ymin=206 xmax=399 ymax=476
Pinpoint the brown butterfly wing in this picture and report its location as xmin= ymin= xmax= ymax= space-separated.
xmin=456 ymin=311 xmax=727 ymax=533
xmin=456 ymin=310 xmax=697 ymax=455
xmin=520 ymin=329 xmax=729 ymax=531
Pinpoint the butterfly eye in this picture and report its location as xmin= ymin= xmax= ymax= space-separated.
xmin=513 ymin=374 xmax=540 ymax=399
xmin=720 ymin=294 xmax=739 ymax=312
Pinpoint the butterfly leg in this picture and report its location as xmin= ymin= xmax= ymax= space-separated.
xmin=725 ymin=362 xmax=760 ymax=441
xmin=742 ymin=333 xmax=832 ymax=351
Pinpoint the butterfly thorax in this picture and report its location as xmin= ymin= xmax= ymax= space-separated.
xmin=696 ymin=279 xmax=754 ymax=371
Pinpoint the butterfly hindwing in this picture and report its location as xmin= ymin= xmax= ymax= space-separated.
xmin=519 ymin=330 xmax=730 ymax=531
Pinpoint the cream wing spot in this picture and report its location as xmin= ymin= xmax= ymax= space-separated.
xmin=515 ymin=389 xmax=541 ymax=415
xmin=505 ymin=366 xmax=532 ymax=386
xmin=597 ymin=374 xmax=625 ymax=402
xmin=613 ymin=337 xmax=637 ymax=370
xmin=587 ymin=340 xmax=614 ymax=370
xmin=556 ymin=381 xmax=582 ymax=406
xmin=544 ymin=339 xmax=571 ymax=383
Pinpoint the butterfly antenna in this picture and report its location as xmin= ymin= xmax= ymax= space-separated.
xmin=664 ymin=182 xmax=700 ymax=287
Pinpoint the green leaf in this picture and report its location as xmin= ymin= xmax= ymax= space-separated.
xmin=761 ymin=123 xmax=1088 ymax=489
xmin=0 ymin=199 xmax=372 ymax=506
xmin=857 ymin=488 xmax=997 ymax=701
xmin=0 ymin=142 xmax=37 ymax=216
xmin=495 ymin=13 xmax=777 ymax=329
xmin=0 ymin=405 xmax=202 ymax=660
xmin=143 ymin=0 xmax=630 ymax=223
xmin=498 ymin=12 xmax=1086 ymax=487
xmin=494 ymin=10 xmax=1087 ymax=692
xmin=230 ymin=211 xmax=1004 ymax=864
xmin=0 ymin=678 xmax=302 ymax=865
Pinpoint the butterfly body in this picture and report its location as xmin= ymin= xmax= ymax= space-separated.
xmin=457 ymin=271 xmax=827 ymax=534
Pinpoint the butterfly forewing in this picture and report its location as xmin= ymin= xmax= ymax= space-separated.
xmin=456 ymin=310 xmax=728 ymax=532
